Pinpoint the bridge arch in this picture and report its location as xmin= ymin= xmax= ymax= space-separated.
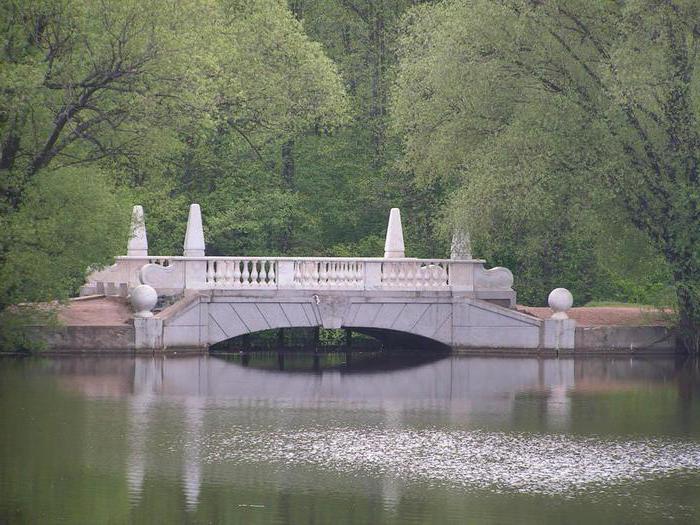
xmin=156 ymin=291 xmax=543 ymax=351
xmin=158 ymin=292 xmax=456 ymax=349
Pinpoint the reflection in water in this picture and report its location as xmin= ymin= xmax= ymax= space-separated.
xmin=126 ymin=358 xmax=162 ymax=505
xmin=195 ymin=427 xmax=700 ymax=494
xmin=183 ymin=397 xmax=204 ymax=511
xmin=1 ymin=354 xmax=700 ymax=523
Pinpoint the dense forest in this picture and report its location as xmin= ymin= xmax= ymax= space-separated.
xmin=1 ymin=0 xmax=699 ymax=350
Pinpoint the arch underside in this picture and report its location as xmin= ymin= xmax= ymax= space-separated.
xmin=204 ymin=300 xmax=453 ymax=348
xmin=160 ymin=294 xmax=542 ymax=350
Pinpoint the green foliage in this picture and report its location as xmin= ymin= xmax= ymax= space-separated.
xmin=0 ymin=307 xmax=57 ymax=352
xmin=2 ymin=0 xmax=693 ymax=352
xmin=392 ymin=0 xmax=698 ymax=344
xmin=0 ymin=0 xmax=351 ymax=317
xmin=0 ymin=167 xmax=130 ymax=307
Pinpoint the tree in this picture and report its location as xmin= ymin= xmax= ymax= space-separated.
xmin=392 ymin=0 xmax=700 ymax=351
xmin=0 ymin=0 xmax=219 ymax=206
xmin=0 ymin=0 xmax=349 ymax=320
xmin=0 ymin=167 xmax=130 ymax=307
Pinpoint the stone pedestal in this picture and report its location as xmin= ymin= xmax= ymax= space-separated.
xmin=134 ymin=317 xmax=163 ymax=350
xmin=542 ymin=319 xmax=576 ymax=350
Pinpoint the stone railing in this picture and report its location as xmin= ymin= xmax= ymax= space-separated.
xmin=206 ymin=258 xmax=278 ymax=288
xmin=380 ymin=260 xmax=449 ymax=288
xmin=81 ymin=256 xmax=514 ymax=296
xmin=80 ymin=204 xmax=516 ymax=306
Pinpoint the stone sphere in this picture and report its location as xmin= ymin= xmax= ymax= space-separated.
xmin=548 ymin=287 xmax=573 ymax=314
xmin=131 ymin=284 xmax=158 ymax=318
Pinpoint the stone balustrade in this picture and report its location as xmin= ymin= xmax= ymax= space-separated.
xmin=206 ymin=258 xmax=278 ymax=288
xmin=80 ymin=204 xmax=516 ymax=307
xmin=83 ymin=256 xmax=511 ymax=295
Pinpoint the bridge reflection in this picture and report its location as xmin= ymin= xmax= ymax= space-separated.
xmin=44 ymin=354 xmax=698 ymax=512
xmin=217 ymin=350 xmax=448 ymax=374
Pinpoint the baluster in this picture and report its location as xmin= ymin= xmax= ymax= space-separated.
xmin=299 ymin=262 xmax=308 ymax=286
xmin=299 ymin=262 xmax=307 ymax=286
xmin=216 ymin=261 xmax=231 ymax=288
xmin=356 ymin=262 xmax=363 ymax=286
xmin=222 ymin=261 xmax=230 ymax=286
xmin=335 ymin=262 xmax=343 ymax=287
xmin=231 ymin=260 xmax=241 ymax=286
xmin=430 ymin=264 xmax=440 ymax=287
xmin=418 ymin=263 xmax=426 ymax=288
xmin=339 ymin=262 xmax=348 ymax=287
xmin=346 ymin=262 xmax=354 ymax=286
xmin=260 ymin=260 xmax=269 ymax=286
xmin=319 ymin=261 xmax=328 ymax=286
xmin=336 ymin=262 xmax=343 ymax=286
xmin=396 ymin=263 xmax=405 ymax=287
xmin=424 ymin=263 xmax=433 ymax=287
xmin=341 ymin=262 xmax=347 ymax=286
xmin=258 ymin=260 xmax=266 ymax=286
xmin=438 ymin=264 xmax=445 ymax=287
xmin=268 ymin=261 xmax=276 ymax=286
xmin=326 ymin=262 xmax=334 ymax=287
xmin=404 ymin=263 xmax=414 ymax=288
xmin=241 ymin=260 xmax=250 ymax=286
xmin=312 ymin=262 xmax=320 ymax=285
xmin=300 ymin=262 xmax=309 ymax=286
xmin=214 ymin=260 xmax=224 ymax=286
xmin=206 ymin=261 xmax=216 ymax=285
xmin=293 ymin=262 xmax=302 ymax=286
xmin=384 ymin=263 xmax=393 ymax=286
xmin=327 ymin=262 xmax=335 ymax=287
xmin=258 ymin=260 xmax=264 ymax=285
xmin=250 ymin=260 xmax=259 ymax=286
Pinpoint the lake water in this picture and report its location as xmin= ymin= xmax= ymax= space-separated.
xmin=1 ymin=353 xmax=699 ymax=524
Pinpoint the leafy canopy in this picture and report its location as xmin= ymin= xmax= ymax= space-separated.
xmin=392 ymin=0 xmax=698 ymax=333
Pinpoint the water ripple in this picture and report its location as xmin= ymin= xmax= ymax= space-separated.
xmin=197 ymin=428 xmax=700 ymax=495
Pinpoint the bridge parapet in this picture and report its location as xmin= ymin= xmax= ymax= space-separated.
xmin=83 ymin=255 xmax=512 ymax=295
xmin=80 ymin=204 xmax=515 ymax=307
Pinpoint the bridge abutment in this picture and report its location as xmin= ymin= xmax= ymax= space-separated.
xmin=130 ymin=289 xmax=572 ymax=352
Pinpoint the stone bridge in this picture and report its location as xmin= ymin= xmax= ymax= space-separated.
xmin=82 ymin=205 xmax=575 ymax=351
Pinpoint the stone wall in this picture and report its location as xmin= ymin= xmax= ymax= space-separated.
xmin=574 ymin=325 xmax=676 ymax=353
xmin=32 ymin=326 xmax=135 ymax=352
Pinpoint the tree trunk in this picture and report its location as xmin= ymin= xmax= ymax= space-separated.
xmin=279 ymin=139 xmax=295 ymax=253
xmin=675 ymin=279 xmax=700 ymax=354
xmin=368 ymin=2 xmax=386 ymax=165
xmin=289 ymin=0 xmax=303 ymax=20
xmin=281 ymin=139 xmax=295 ymax=189
xmin=0 ymin=128 xmax=22 ymax=171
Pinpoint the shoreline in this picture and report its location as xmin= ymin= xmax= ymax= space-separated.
xmin=13 ymin=295 xmax=681 ymax=355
